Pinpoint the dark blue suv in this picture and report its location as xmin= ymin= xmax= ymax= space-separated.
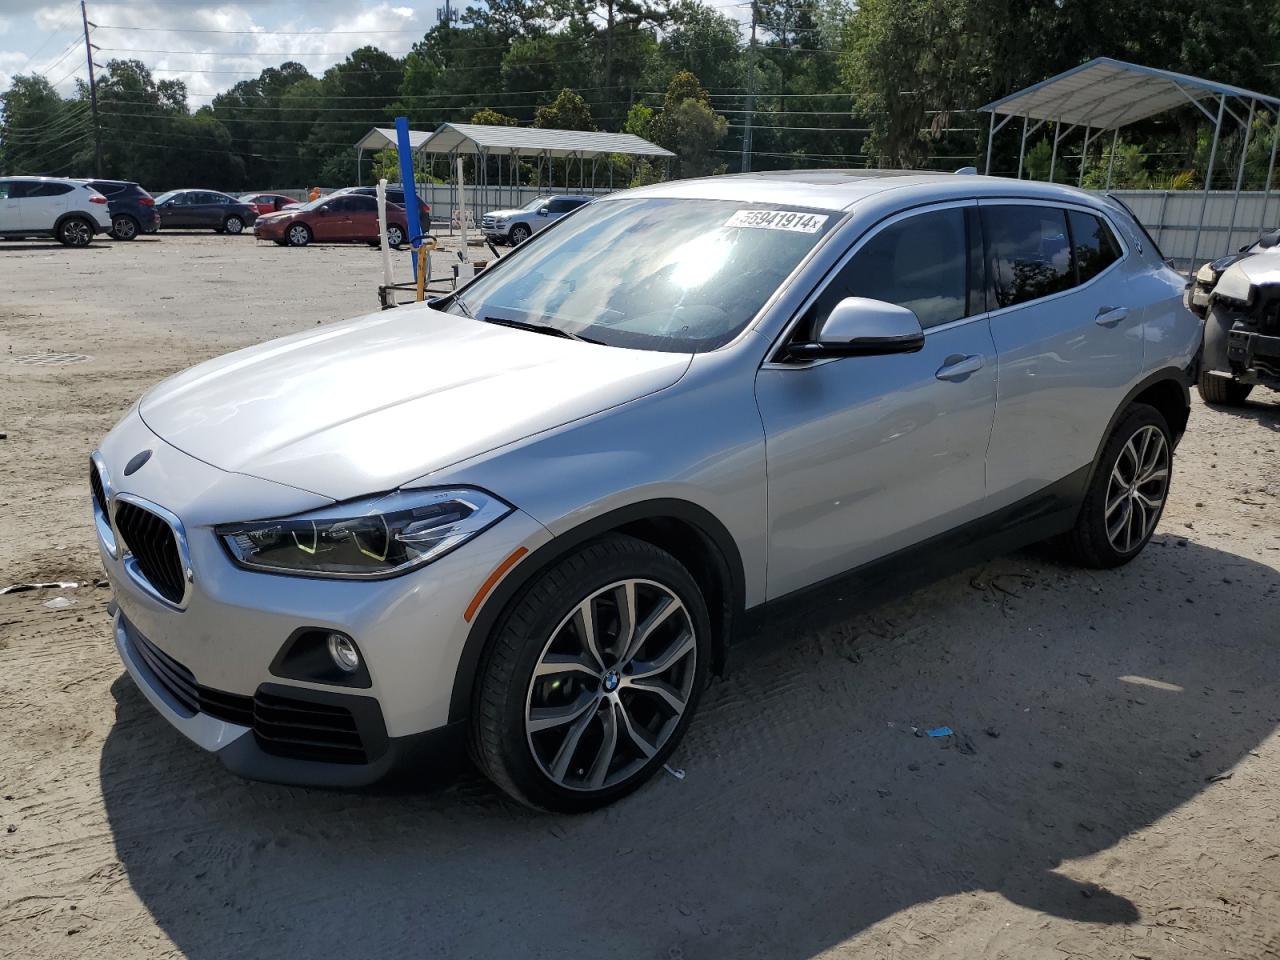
xmin=84 ymin=180 xmax=159 ymax=240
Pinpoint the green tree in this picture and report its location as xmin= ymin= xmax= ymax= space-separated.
xmin=471 ymin=108 xmax=520 ymax=126
xmin=534 ymin=88 xmax=598 ymax=130
xmin=649 ymin=71 xmax=727 ymax=177
xmin=0 ymin=75 xmax=89 ymax=176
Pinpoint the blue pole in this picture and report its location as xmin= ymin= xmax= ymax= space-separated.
xmin=394 ymin=116 xmax=423 ymax=280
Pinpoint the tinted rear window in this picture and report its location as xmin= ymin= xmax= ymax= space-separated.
xmin=1068 ymin=210 xmax=1122 ymax=284
xmin=982 ymin=205 xmax=1074 ymax=309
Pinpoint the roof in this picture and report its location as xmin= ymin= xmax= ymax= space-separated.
xmin=620 ymin=169 xmax=1110 ymax=212
xmin=419 ymin=122 xmax=675 ymax=159
xmin=354 ymin=127 xmax=433 ymax=152
xmin=980 ymin=57 xmax=1280 ymax=130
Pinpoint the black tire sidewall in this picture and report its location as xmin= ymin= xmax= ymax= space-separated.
xmin=287 ymin=224 xmax=311 ymax=247
xmin=386 ymin=225 xmax=404 ymax=246
xmin=474 ymin=535 xmax=711 ymax=812
xmin=224 ymin=216 xmax=244 ymax=235
xmin=510 ymin=224 xmax=531 ymax=245
xmin=1074 ymin=404 xmax=1172 ymax=567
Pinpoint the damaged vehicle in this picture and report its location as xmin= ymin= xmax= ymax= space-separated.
xmin=1187 ymin=230 xmax=1280 ymax=405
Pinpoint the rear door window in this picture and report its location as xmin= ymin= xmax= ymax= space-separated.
xmin=29 ymin=182 xmax=73 ymax=197
xmin=982 ymin=205 xmax=1074 ymax=309
xmin=1068 ymin=210 xmax=1122 ymax=283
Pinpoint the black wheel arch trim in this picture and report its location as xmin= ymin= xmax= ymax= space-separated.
xmin=1084 ymin=365 xmax=1191 ymax=495
xmin=54 ymin=212 xmax=97 ymax=235
xmin=448 ymin=498 xmax=746 ymax=723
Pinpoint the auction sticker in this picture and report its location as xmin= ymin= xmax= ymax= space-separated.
xmin=725 ymin=209 xmax=829 ymax=233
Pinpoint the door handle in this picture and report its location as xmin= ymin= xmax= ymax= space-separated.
xmin=1095 ymin=305 xmax=1129 ymax=327
xmin=935 ymin=354 xmax=984 ymax=382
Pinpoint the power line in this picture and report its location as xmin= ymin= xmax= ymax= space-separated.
xmin=94 ymin=24 xmax=429 ymax=35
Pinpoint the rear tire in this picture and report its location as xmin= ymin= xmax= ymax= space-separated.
xmin=385 ymin=224 xmax=405 ymax=247
xmin=1197 ymin=369 xmax=1252 ymax=406
xmin=110 ymin=215 xmax=139 ymax=241
xmin=1063 ymin=403 xmax=1172 ymax=569
xmin=286 ymin=223 xmax=312 ymax=247
xmin=470 ymin=534 xmax=710 ymax=812
xmin=223 ymin=215 xmax=245 ymax=235
xmin=57 ymin=216 xmax=93 ymax=247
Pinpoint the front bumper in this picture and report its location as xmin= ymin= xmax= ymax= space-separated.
xmin=254 ymin=219 xmax=289 ymax=239
xmin=1228 ymin=329 xmax=1280 ymax=383
xmin=94 ymin=409 xmax=551 ymax=786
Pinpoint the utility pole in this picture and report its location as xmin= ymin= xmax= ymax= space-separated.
xmin=80 ymin=0 xmax=102 ymax=177
xmin=740 ymin=1 xmax=757 ymax=173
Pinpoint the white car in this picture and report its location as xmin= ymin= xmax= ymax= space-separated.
xmin=481 ymin=194 xmax=593 ymax=245
xmin=0 ymin=176 xmax=112 ymax=246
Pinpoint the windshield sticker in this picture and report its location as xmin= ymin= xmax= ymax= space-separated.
xmin=725 ymin=209 xmax=829 ymax=233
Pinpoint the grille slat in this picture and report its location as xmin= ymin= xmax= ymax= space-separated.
xmin=114 ymin=501 xmax=186 ymax=604
xmin=89 ymin=461 xmax=107 ymax=516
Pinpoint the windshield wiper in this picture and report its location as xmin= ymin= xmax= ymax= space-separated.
xmin=479 ymin=315 xmax=601 ymax=344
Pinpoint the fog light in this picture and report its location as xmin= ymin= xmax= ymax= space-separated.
xmin=326 ymin=633 xmax=360 ymax=673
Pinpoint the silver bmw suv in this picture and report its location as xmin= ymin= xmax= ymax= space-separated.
xmin=92 ymin=171 xmax=1199 ymax=810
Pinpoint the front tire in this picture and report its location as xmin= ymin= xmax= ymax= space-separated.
xmin=111 ymin=215 xmax=139 ymax=240
xmin=1197 ymin=369 xmax=1252 ymax=406
xmin=470 ymin=535 xmax=710 ymax=812
xmin=1064 ymin=403 xmax=1172 ymax=568
xmin=286 ymin=223 xmax=312 ymax=247
xmin=223 ymin=215 xmax=245 ymax=235
xmin=57 ymin=216 xmax=93 ymax=247
xmin=509 ymin=223 xmax=531 ymax=245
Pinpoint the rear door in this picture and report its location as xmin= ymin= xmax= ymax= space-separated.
xmin=22 ymin=181 xmax=73 ymax=229
xmin=345 ymin=194 xmax=379 ymax=240
xmin=756 ymin=201 xmax=998 ymax=598
xmin=0 ymin=180 xmax=23 ymax=231
xmin=981 ymin=201 xmax=1144 ymax=509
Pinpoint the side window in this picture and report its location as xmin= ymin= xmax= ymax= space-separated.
xmin=211 ymin=193 xmax=230 ymax=205
xmin=0 ymin=183 xmax=9 ymax=200
xmin=349 ymin=195 xmax=377 ymax=212
xmin=325 ymin=197 xmax=350 ymax=213
xmin=29 ymin=182 xmax=73 ymax=197
xmin=1068 ymin=210 xmax=1122 ymax=284
xmin=174 ymin=193 xmax=194 ymax=205
xmin=982 ymin=205 xmax=1074 ymax=309
xmin=808 ymin=207 xmax=970 ymax=331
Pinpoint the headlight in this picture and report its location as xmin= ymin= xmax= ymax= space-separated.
xmin=215 ymin=487 xmax=511 ymax=579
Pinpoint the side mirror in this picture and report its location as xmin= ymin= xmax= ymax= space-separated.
xmin=318 ymin=207 xmax=329 ymax=216
xmin=1258 ymin=230 xmax=1280 ymax=249
xmin=537 ymin=207 xmax=550 ymax=217
xmin=787 ymin=297 xmax=925 ymax=360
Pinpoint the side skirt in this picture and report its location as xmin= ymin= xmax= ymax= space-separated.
xmin=738 ymin=465 xmax=1090 ymax=646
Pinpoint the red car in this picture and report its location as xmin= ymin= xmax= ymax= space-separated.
xmin=253 ymin=193 xmax=408 ymax=247
xmin=239 ymin=192 xmax=300 ymax=216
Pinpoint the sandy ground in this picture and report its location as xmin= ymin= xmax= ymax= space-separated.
xmin=1 ymin=232 xmax=1278 ymax=960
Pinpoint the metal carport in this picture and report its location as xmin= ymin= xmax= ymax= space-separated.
xmin=979 ymin=57 xmax=1280 ymax=272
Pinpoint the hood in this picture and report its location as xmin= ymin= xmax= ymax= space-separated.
xmin=487 ymin=209 xmax=522 ymax=219
xmin=257 ymin=208 xmax=296 ymax=221
xmin=1214 ymin=250 xmax=1280 ymax=303
xmin=138 ymin=306 xmax=692 ymax=501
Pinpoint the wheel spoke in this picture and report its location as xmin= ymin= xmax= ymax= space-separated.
xmin=533 ymin=654 xmax=601 ymax=681
xmin=620 ymin=593 xmax=683 ymax=667
xmin=528 ymin=691 xmax=598 ymax=733
xmin=585 ymin=701 xmax=619 ymax=788
xmin=626 ymin=630 xmax=695 ymax=681
xmin=1106 ymin=486 xmax=1128 ymax=517
xmin=549 ymin=701 xmax=601 ymax=781
xmin=573 ymin=599 xmax=607 ymax=673
xmin=614 ymin=698 xmax=657 ymax=758
xmin=1107 ymin=500 xmax=1131 ymax=545
xmin=610 ymin=581 xmax=638 ymax=667
xmin=626 ymin=677 xmax=687 ymax=714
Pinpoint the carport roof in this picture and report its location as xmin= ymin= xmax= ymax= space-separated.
xmin=419 ymin=122 xmax=675 ymax=159
xmin=979 ymin=57 xmax=1280 ymax=130
xmin=354 ymin=127 xmax=432 ymax=152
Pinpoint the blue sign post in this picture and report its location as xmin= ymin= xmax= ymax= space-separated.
xmin=394 ymin=116 xmax=423 ymax=281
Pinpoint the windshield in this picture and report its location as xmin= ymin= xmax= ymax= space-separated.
xmin=520 ymin=196 xmax=553 ymax=211
xmin=448 ymin=197 xmax=837 ymax=353
xmin=153 ymin=190 xmax=177 ymax=204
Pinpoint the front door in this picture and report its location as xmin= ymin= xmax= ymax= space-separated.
xmin=979 ymin=201 xmax=1145 ymax=509
xmin=310 ymin=197 xmax=349 ymax=241
xmin=756 ymin=202 xmax=997 ymax=599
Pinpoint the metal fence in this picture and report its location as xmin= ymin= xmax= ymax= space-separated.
xmin=1105 ymin=190 xmax=1280 ymax=268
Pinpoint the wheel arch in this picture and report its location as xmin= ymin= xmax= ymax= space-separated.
xmin=448 ymin=498 xmax=746 ymax=723
xmin=54 ymin=211 xmax=95 ymax=235
xmin=1084 ymin=366 xmax=1191 ymax=493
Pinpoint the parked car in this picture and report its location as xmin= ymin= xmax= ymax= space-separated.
xmin=1186 ymin=229 xmax=1280 ymax=405
xmin=92 ymin=173 xmax=1198 ymax=811
xmin=78 ymin=179 xmax=158 ymax=240
xmin=252 ymin=192 xmax=407 ymax=247
xmin=0 ymin=176 xmax=111 ymax=246
xmin=152 ymin=189 xmax=258 ymax=234
xmin=333 ymin=185 xmax=431 ymax=227
xmin=240 ymin=192 xmax=300 ymax=217
xmin=482 ymin=194 xmax=593 ymax=245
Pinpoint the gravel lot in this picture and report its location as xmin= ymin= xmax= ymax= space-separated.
xmin=2 ymin=232 xmax=1278 ymax=960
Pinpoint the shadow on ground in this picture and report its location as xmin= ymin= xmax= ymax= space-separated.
xmin=99 ymin=537 xmax=1280 ymax=959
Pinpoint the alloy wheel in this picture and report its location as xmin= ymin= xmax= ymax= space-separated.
xmin=288 ymin=224 xmax=309 ymax=246
xmin=225 ymin=216 xmax=244 ymax=234
xmin=62 ymin=218 xmax=91 ymax=246
xmin=510 ymin=225 xmax=531 ymax=244
xmin=1104 ymin=423 xmax=1169 ymax=553
xmin=524 ymin=578 xmax=697 ymax=792
xmin=386 ymin=225 xmax=404 ymax=246
xmin=112 ymin=216 xmax=137 ymax=240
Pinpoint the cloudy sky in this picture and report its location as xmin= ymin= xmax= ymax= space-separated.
xmin=0 ymin=0 xmax=748 ymax=103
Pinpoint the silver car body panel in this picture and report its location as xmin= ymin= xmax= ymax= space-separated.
xmin=93 ymin=170 xmax=1201 ymax=777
